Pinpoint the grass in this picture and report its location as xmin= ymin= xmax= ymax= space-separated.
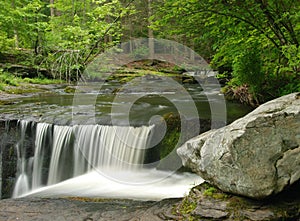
xmin=23 ymin=77 xmax=64 ymax=85
xmin=0 ymin=82 xmax=5 ymax=91
xmin=0 ymin=71 xmax=19 ymax=87
xmin=0 ymin=70 xmax=65 ymax=92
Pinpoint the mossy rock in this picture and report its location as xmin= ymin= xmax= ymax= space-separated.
xmin=5 ymin=87 xmax=43 ymax=94
xmin=145 ymin=112 xmax=182 ymax=171
xmin=64 ymin=86 xmax=76 ymax=93
xmin=182 ymin=75 xmax=197 ymax=84
xmin=171 ymin=181 xmax=300 ymax=221
xmin=0 ymin=100 xmax=16 ymax=105
xmin=159 ymin=112 xmax=181 ymax=160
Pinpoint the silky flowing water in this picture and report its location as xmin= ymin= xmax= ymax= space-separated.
xmin=12 ymin=120 xmax=203 ymax=200
xmin=1 ymin=81 xmax=252 ymax=200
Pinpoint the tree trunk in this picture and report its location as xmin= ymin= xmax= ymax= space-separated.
xmin=11 ymin=0 xmax=19 ymax=48
xmin=148 ymin=0 xmax=154 ymax=59
xmin=50 ymin=0 xmax=55 ymax=17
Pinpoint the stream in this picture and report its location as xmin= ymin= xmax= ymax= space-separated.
xmin=0 ymin=78 xmax=253 ymax=200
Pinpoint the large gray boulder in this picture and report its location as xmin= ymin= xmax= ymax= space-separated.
xmin=177 ymin=93 xmax=300 ymax=199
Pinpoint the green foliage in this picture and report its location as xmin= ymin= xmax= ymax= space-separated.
xmin=203 ymin=186 xmax=217 ymax=197
xmin=0 ymin=71 xmax=19 ymax=87
xmin=280 ymin=45 xmax=300 ymax=75
xmin=0 ymin=0 xmax=298 ymax=100
xmin=279 ymin=81 xmax=300 ymax=96
xmin=153 ymin=0 xmax=300 ymax=102
xmin=232 ymin=43 xmax=264 ymax=93
xmin=178 ymin=197 xmax=197 ymax=215
xmin=0 ymin=68 xmax=65 ymax=92
xmin=0 ymin=83 xmax=5 ymax=91
xmin=23 ymin=77 xmax=63 ymax=85
xmin=174 ymin=182 xmax=230 ymax=220
xmin=0 ymin=29 xmax=14 ymax=51
xmin=42 ymin=0 xmax=128 ymax=81
xmin=0 ymin=0 xmax=133 ymax=82
xmin=132 ymin=46 xmax=149 ymax=59
xmin=159 ymin=113 xmax=181 ymax=160
xmin=64 ymin=86 xmax=76 ymax=93
xmin=200 ymin=182 xmax=229 ymax=200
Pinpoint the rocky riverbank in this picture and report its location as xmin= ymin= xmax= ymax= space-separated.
xmin=0 ymin=181 xmax=299 ymax=221
xmin=0 ymin=197 xmax=180 ymax=221
xmin=174 ymin=182 xmax=300 ymax=220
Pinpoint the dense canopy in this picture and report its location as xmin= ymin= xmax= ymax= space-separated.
xmin=0 ymin=0 xmax=299 ymax=103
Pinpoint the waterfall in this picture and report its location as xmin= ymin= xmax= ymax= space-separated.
xmin=47 ymin=125 xmax=74 ymax=185
xmin=32 ymin=123 xmax=53 ymax=189
xmin=12 ymin=120 xmax=31 ymax=198
xmin=72 ymin=125 xmax=150 ymax=176
xmin=12 ymin=120 xmax=154 ymax=198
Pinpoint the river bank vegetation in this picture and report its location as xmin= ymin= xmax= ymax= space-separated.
xmin=0 ymin=0 xmax=299 ymax=105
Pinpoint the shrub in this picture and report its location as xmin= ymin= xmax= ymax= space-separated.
xmin=232 ymin=44 xmax=264 ymax=93
xmin=132 ymin=46 xmax=149 ymax=59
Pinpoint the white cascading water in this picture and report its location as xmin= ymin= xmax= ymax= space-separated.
xmin=72 ymin=125 xmax=149 ymax=176
xmin=13 ymin=120 xmax=203 ymax=200
xmin=12 ymin=120 xmax=30 ymax=198
xmin=32 ymin=123 xmax=53 ymax=189
xmin=47 ymin=125 xmax=74 ymax=185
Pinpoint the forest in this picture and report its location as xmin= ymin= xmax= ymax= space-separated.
xmin=0 ymin=0 xmax=299 ymax=105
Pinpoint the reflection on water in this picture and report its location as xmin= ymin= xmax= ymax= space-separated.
xmin=0 ymin=82 xmax=253 ymax=126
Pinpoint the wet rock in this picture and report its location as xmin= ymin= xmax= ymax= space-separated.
xmin=173 ymin=182 xmax=300 ymax=221
xmin=193 ymin=207 xmax=228 ymax=219
xmin=0 ymin=120 xmax=19 ymax=199
xmin=242 ymin=209 xmax=275 ymax=221
xmin=0 ymin=197 xmax=181 ymax=221
xmin=178 ymin=93 xmax=300 ymax=199
xmin=1 ymin=182 xmax=300 ymax=221
xmin=193 ymin=199 xmax=229 ymax=219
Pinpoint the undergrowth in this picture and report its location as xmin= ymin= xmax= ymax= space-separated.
xmin=0 ymin=69 xmax=64 ymax=92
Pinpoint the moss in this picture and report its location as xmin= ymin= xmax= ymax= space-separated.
xmin=159 ymin=130 xmax=180 ymax=159
xmin=5 ymin=87 xmax=43 ymax=94
xmin=23 ymin=77 xmax=64 ymax=85
xmin=172 ymin=196 xmax=197 ymax=221
xmin=159 ymin=113 xmax=181 ymax=160
xmin=179 ymin=197 xmax=197 ymax=214
xmin=196 ymin=182 xmax=230 ymax=200
xmin=145 ymin=112 xmax=181 ymax=170
xmin=0 ymin=100 xmax=15 ymax=105
xmin=119 ymin=76 xmax=135 ymax=84
xmin=0 ymin=69 xmax=65 ymax=92
xmin=203 ymin=186 xmax=218 ymax=196
xmin=64 ymin=86 xmax=76 ymax=93
xmin=182 ymin=75 xmax=197 ymax=84
xmin=109 ymin=66 xmax=184 ymax=85
xmin=175 ymin=181 xmax=300 ymax=220
xmin=226 ymin=197 xmax=247 ymax=209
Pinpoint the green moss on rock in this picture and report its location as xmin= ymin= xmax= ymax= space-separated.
xmin=158 ymin=113 xmax=181 ymax=160
xmin=64 ymin=86 xmax=76 ymax=93
xmin=172 ymin=181 xmax=300 ymax=220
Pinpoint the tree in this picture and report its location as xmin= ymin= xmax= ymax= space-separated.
xmin=148 ymin=0 xmax=154 ymax=58
xmin=0 ymin=0 xmax=134 ymax=81
xmin=49 ymin=0 xmax=55 ymax=17
xmin=152 ymin=0 xmax=300 ymax=102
